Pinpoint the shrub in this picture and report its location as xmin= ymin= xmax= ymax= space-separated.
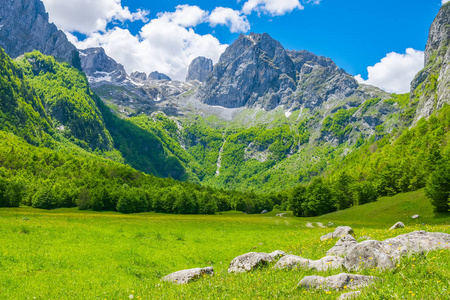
xmin=32 ymin=187 xmax=59 ymax=209
xmin=425 ymin=162 xmax=450 ymax=212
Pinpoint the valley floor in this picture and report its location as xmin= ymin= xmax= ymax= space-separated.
xmin=0 ymin=190 xmax=449 ymax=299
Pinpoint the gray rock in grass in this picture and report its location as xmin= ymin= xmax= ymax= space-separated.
xmin=228 ymin=252 xmax=274 ymax=273
xmin=299 ymin=273 xmax=377 ymax=291
xmin=327 ymin=234 xmax=359 ymax=257
xmin=274 ymin=254 xmax=343 ymax=271
xmin=309 ymin=256 xmax=344 ymax=271
xmin=320 ymin=226 xmax=354 ymax=241
xmin=389 ymin=222 xmax=405 ymax=230
xmin=343 ymin=240 xmax=395 ymax=271
xmin=269 ymin=250 xmax=286 ymax=258
xmin=274 ymin=255 xmax=310 ymax=269
xmin=162 ymin=267 xmax=213 ymax=284
xmin=342 ymin=231 xmax=450 ymax=271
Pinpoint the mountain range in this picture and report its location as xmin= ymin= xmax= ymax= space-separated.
xmin=0 ymin=0 xmax=449 ymax=204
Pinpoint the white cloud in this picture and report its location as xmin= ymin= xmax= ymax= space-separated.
xmin=355 ymin=48 xmax=425 ymax=94
xmin=42 ymin=0 xmax=148 ymax=34
xmin=42 ymin=2 xmax=255 ymax=81
xmin=443 ymin=0 xmax=450 ymax=5
xmin=209 ymin=7 xmax=250 ymax=33
xmin=157 ymin=5 xmax=208 ymax=27
xmin=242 ymin=0 xmax=304 ymax=16
xmin=72 ymin=13 xmax=227 ymax=81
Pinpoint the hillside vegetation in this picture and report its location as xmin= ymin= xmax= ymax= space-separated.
xmin=1 ymin=46 xmax=449 ymax=215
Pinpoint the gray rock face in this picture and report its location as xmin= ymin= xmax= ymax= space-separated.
xmin=197 ymin=33 xmax=364 ymax=110
xmin=0 ymin=0 xmax=78 ymax=66
xmin=148 ymin=71 xmax=171 ymax=81
xmin=389 ymin=222 xmax=405 ymax=230
xmin=186 ymin=56 xmax=213 ymax=82
xmin=339 ymin=291 xmax=362 ymax=299
xmin=130 ymin=71 xmax=147 ymax=81
xmin=79 ymin=48 xmax=127 ymax=85
xmin=228 ymin=252 xmax=274 ymax=273
xmin=342 ymin=231 xmax=450 ymax=271
xmin=327 ymin=234 xmax=359 ymax=257
xmin=411 ymin=3 xmax=450 ymax=123
xmin=321 ymin=226 xmax=354 ymax=241
xmin=299 ymin=273 xmax=377 ymax=291
xmin=161 ymin=267 xmax=213 ymax=284
xmin=425 ymin=2 xmax=450 ymax=64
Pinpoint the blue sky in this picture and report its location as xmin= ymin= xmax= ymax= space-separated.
xmin=120 ymin=0 xmax=440 ymax=77
xmin=42 ymin=0 xmax=445 ymax=92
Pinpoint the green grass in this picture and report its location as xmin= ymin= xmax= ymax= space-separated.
xmin=312 ymin=189 xmax=450 ymax=226
xmin=0 ymin=190 xmax=449 ymax=299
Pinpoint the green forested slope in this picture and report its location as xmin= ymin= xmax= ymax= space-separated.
xmin=0 ymin=48 xmax=52 ymax=145
xmin=0 ymin=48 xmax=274 ymax=213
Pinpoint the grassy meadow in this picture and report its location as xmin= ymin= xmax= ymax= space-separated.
xmin=0 ymin=189 xmax=449 ymax=299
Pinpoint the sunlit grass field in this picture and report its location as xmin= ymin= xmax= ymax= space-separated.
xmin=0 ymin=190 xmax=449 ymax=299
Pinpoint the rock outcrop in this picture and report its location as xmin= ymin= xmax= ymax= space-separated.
xmin=326 ymin=234 xmax=359 ymax=257
xmin=186 ymin=56 xmax=213 ymax=82
xmin=79 ymin=47 xmax=127 ymax=85
xmin=274 ymin=254 xmax=343 ymax=271
xmin=299 ymin=273 xmax=377 ymax=291
xmin=0 ymin=0 xmax=79 ymax=66
xmin=321 ymin=226 xmax=354 ymax=241
xmin=197 ymin=33 xmax=373 ymax=110
xmin=343 ymin=240 xmax=395 ymax=271
xmin=309 ymin=256 xmax=344 ymax=271
xmin=228 ymin=252 xmax=274 ymax=273
xmin=161 ymin=267 xmax=214 ymax=284
xmin=148 ymin=71 xmax=171 ymax=81
xmin=342 ymin=231 xmax=450 ymax=271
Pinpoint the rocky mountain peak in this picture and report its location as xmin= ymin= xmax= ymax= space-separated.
xmin=130 ymin=71 xmax=147 ymax=81
xmin=79 ymin=47 xmax=127 ymax=85
xmin=148 ymin=71 xmax=171 ymax=81
xmin=186 ymin=56 xmax=213 ymax=82
xmin=0 ymin=0 xmax=79 ymax=67
xmin=197 ymin=32 xmax=363 ymax=110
